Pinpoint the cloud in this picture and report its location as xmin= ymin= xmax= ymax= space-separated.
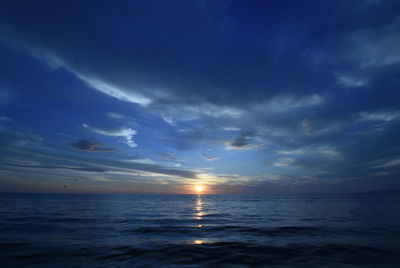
xmin=155 ymin=102 xmax=244 ymax=126
xmin=255 ymin=94 xmax=324 ymax=113
xmin=10 ymin=132 xmax=43 ymax=148
xmin=203 ymin=153 xmax=219 ymax=161
xmin=278 ymin=146 xmax=340 ymax=158
xmin=0 ymin=116 xmax=12 ymax=122
xmin=225 ymin=131 xmax=264 ymax=150
xmin=273 ymin=158 xmax=296 ymax=167
xmin=77 ymin=74 xmax=152 ymax=106
xmin=337 ymin=74 xmax=369 ymax=88
xmin=2 ymin=35 xmax=152 ymax=108
xmin=347 ymin=17 xmax=400 ymax=68
xmin=300 ymin=119 xmax=313 ymax=135
xmin=159 ymin=152 xmax=177 ymax=161
xmin=0 ymin=149 xmax=197 ymax=179
xmin=0 ymin=161 xmax=109 ymax=173
xmin=10 ymin=42 xmax=153 ymax=107
xmin=124 ymin=158 xmax=157 ymax=165
xmin=227 ymin=137 xmax=249 ymax=149
xmin=83 ymin=124 xmax=137 ymax=148
xmin=70 ymin=139 xmax=116 ymax=152
xmin=374 ymin=158 xmax=400 ymax=168
xmin=106 ymin=112 xmax=126 ymax=119
xmin=360 ymin=110 xmax=400 ymax=122
xmin=0 ymin=86 xmax=16 ymax=106
xmin=0 ymin=116 xmax=12 ymax=131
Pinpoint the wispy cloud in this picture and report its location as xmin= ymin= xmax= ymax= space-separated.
xmin=0 ymin=150 xmax=197 ymax=179
xmin=337 ymin=74 xmax=369 ymax=88
xmin=0 ymin=116 xmax=13 ymax=131
xmin=12 ymin=44 xmax=153 ymax=107
xmin=0 ymin=116 xmax=12 ymax=122
xmin=123 ymin=158 xmax=157 ymax=165
xmin=83 ymin=124 xmax=137 ymax=148
xmin=360 ymin=110 xmax=400 ymax=122
xmin=278 ymin=146 xmax=340 ymax=158
xmin=77 ymin=74 xmax=152 ymax=106
xmin=348 ymin=17 xmax=400 ymax=68
xmin=300 ymin=119 xmax=313 ymax=135
xmin=373 ymin=159 xmax=400 ymax=168
xmin=273 ymin=157 xmax=296 ymax=167
xmin=106 ymin=112 xmax=129 ymax=120
xmin=0 ymin=161 xmax=109 ymax=173
xmin=255 ymin=94 xmax=324 ymax=113
xmin=157 ymin=103 xmax=244 ymax=125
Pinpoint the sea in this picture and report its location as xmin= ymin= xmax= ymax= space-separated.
xmin=1 ymin=193 xmax=400 ymax=267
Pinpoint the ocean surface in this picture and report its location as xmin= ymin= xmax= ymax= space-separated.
xmin=1 ymin=193 xmax=400 ymax=267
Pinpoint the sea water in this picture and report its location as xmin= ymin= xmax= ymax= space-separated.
xmin=1 ymin=193 xmax=400 ymax=267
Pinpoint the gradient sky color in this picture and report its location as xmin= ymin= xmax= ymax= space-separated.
xmin=1 ymin=0 xmax=400 ymax=194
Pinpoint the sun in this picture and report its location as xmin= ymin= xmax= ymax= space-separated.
xmin=194 ymin=185 xmax=204 ymax=193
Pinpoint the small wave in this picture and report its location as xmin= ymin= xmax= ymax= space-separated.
xmin=127 ymin=226 xmax=197 ymax=235
xmin=208 ymin=225 xmax=324 ymax=236
xmin=6 ymin=216 xmax=45 ymax=221
xmin=45 ymin=217 xmax=98 ymax=223
xmin=14 ymin=252 xmax=51 ymax=261
xmin=96 ymin=242 xmax=399 ymax=266
xmin=0 ymin=242 xmax=31 ymax=248
xmin=200 ymin=213 xmax=231 ymax=218
xmin=125 ymin=225 xmax=324 ymax=237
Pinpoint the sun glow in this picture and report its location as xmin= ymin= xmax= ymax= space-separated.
xmin=194 ymin=185 xmax=204 ymax=193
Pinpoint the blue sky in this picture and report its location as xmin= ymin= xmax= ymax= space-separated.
xmin=1 ymin=0 xmax=400 ymax=194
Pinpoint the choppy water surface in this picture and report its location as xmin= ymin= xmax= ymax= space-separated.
xmin=1 ymin=193 xmax=400 ymax=267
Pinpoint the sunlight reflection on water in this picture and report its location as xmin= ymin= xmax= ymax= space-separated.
xmin=193 ymin=194 xmax=207 ymax=244
xmin=194 ymin=194 xmax=204 ymax=220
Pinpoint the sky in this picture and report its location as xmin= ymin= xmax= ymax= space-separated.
xmin=1 ymin=0 xmax=400 ymax=194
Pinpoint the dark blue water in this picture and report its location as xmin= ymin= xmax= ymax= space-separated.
xmin=1 ymin=193 xmax=400 ymax=267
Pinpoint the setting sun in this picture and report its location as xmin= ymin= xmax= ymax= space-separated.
xmin=194 ymin=185 xmax=204 ymax=193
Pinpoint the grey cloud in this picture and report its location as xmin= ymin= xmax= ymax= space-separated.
xmin=228 ymin=137 xmax=249 ymax=149
xmin=0 ymin=116 xmax=12 ymax=122
xmin=309 ymin=13 xmax=400 ymax=90
xmin=1 ymin=149 xmax=197 ymax=180
xmin=0 ymin=130 xmax=43 ymax=148
xmin=159 ymin=152 xmax=177 ymax=161
xmin=226 ymin=131 xmax=262 ymax=150
xmin=71 ymin=139 xmax=116 ymax=152
xmin=203 ymin=153 xmax=219 ymax=161
xmin=0 ymin=115 xmax=12 ymax=131
xmin=0 ymin=162 xmax=109 ymax=173
xmin=254 ymin=94 xmax=324 ymax=114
